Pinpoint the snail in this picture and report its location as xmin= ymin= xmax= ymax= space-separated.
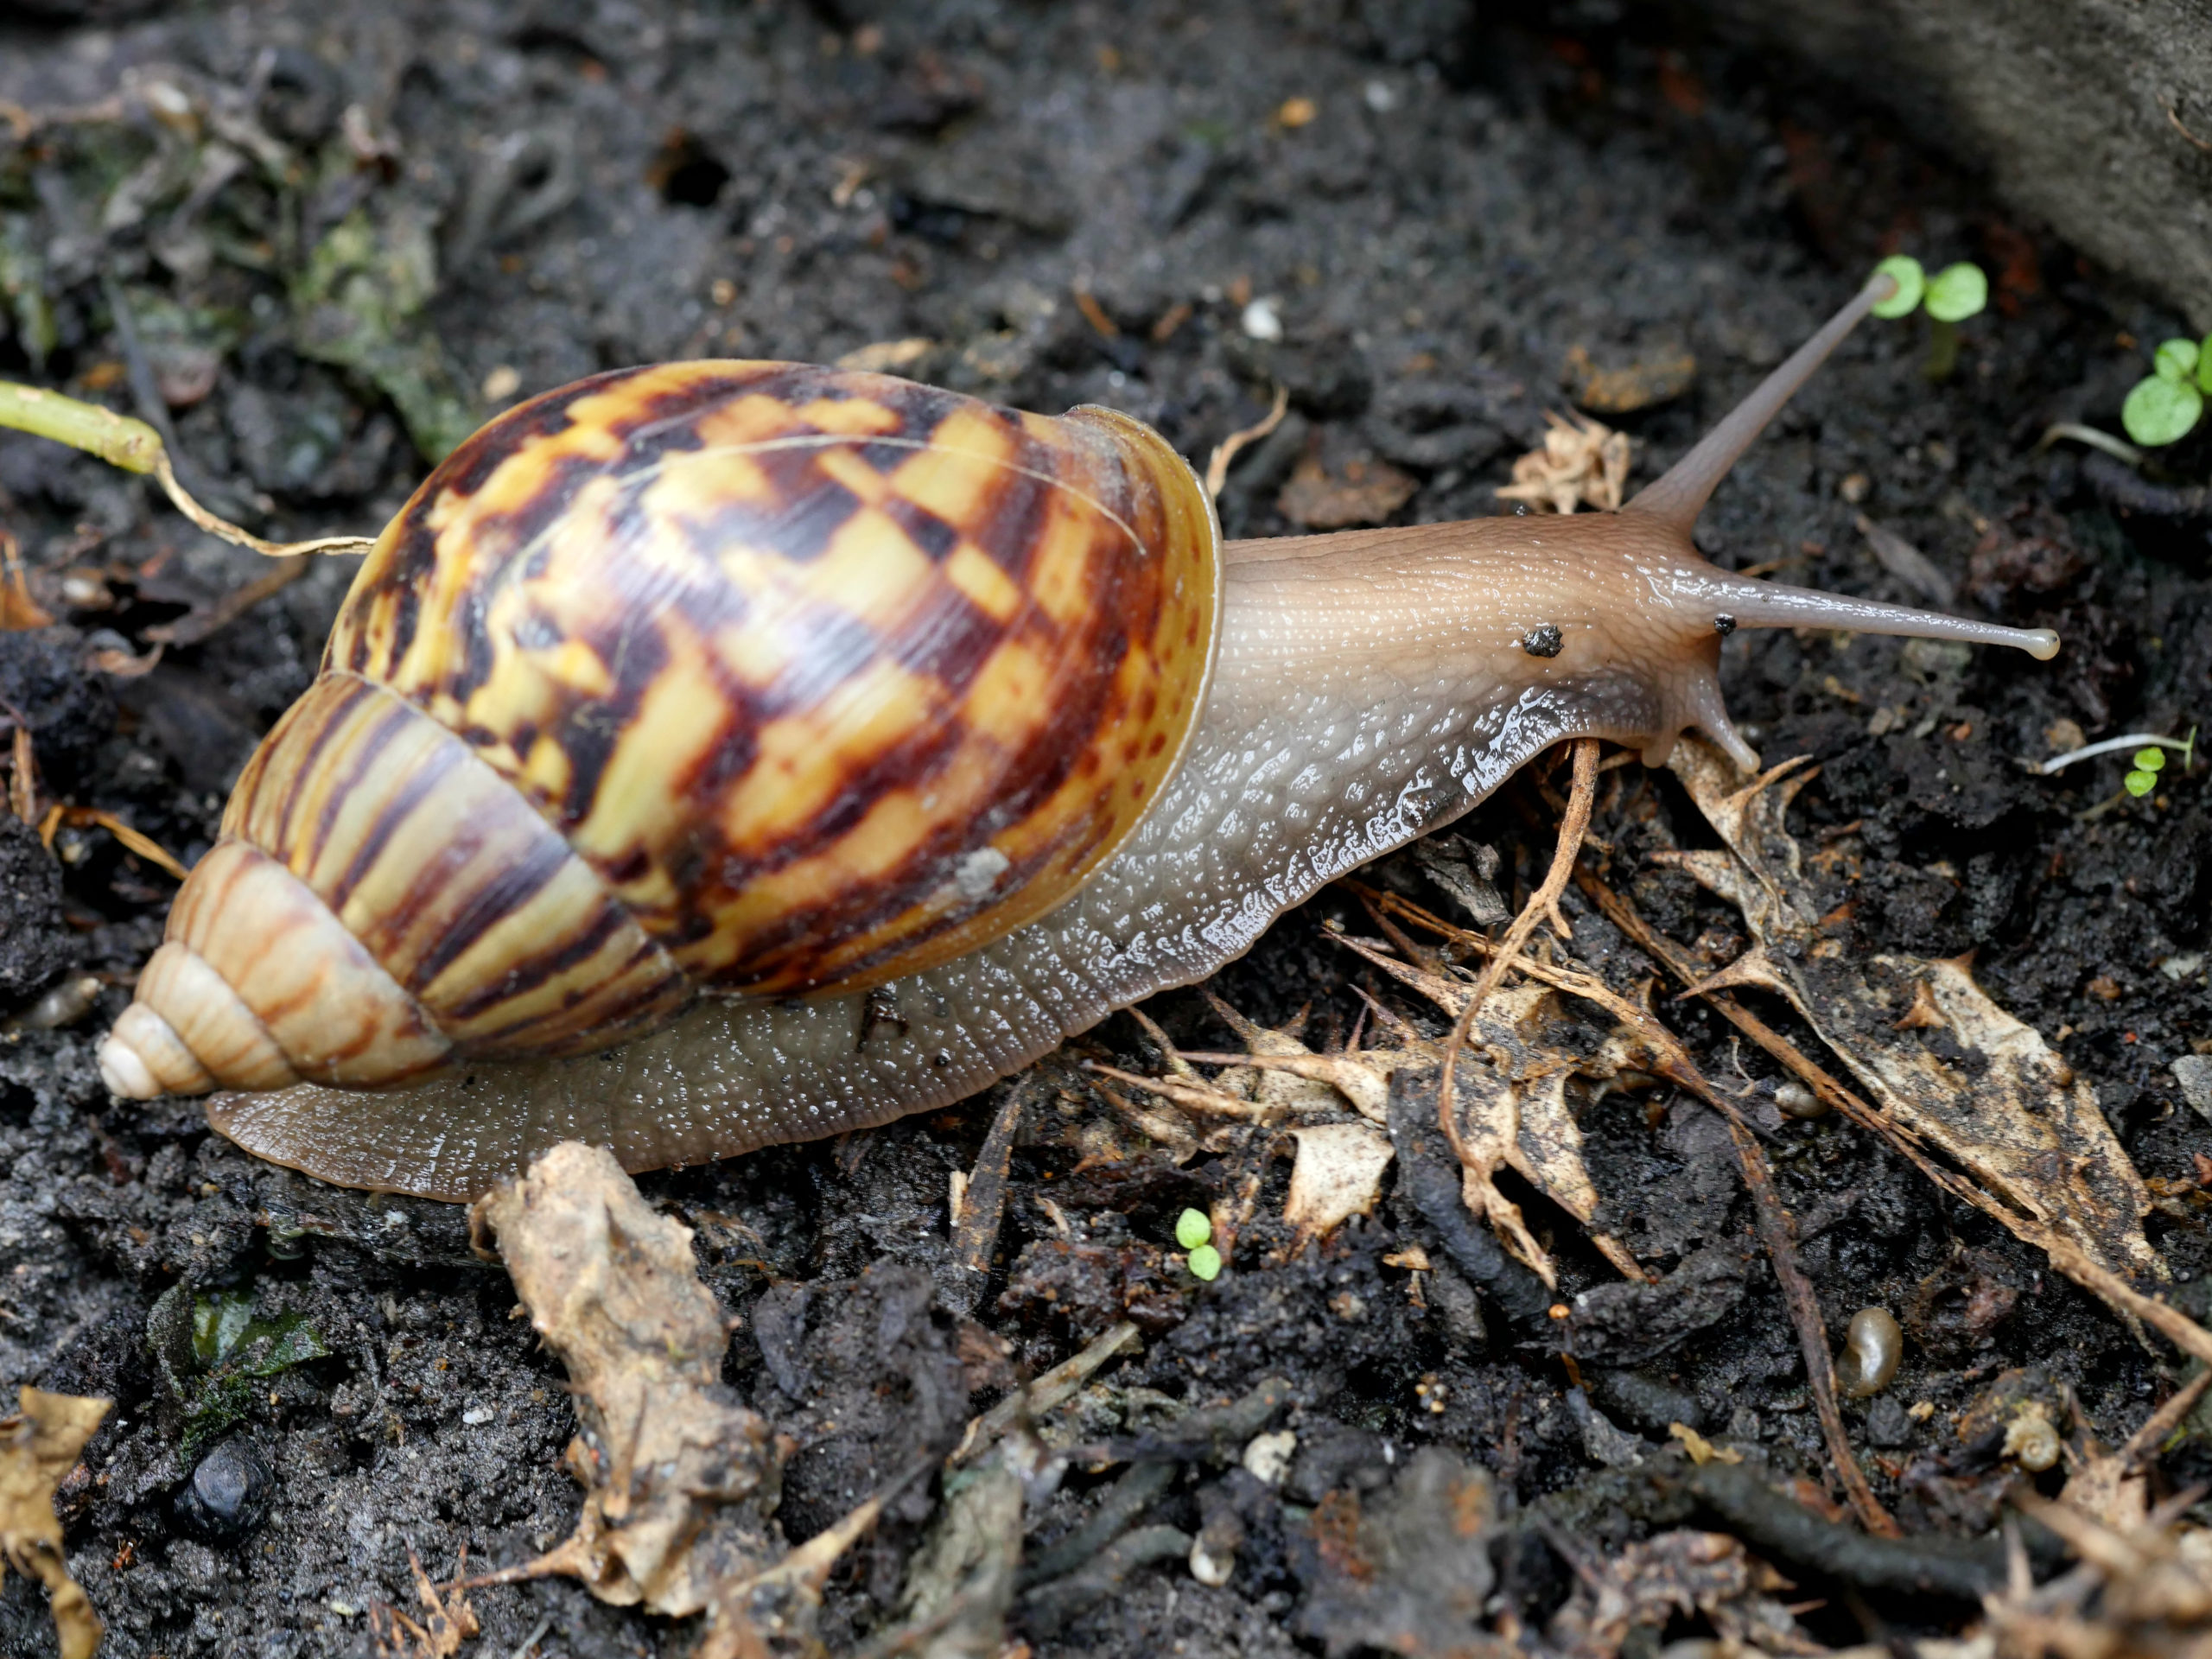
xmin=96 ymin=276 xmax=2057 ymax=1201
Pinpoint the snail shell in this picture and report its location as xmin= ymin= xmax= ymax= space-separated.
xmin=100 ymin=283 xmax=2060 ymax=1199
xmin=104 ymin=363 xmax=1216 ymax=1100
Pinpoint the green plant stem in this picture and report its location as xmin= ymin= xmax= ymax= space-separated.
xmin=2037 ymin=422 xmax=2145 ymax=467
xmin=1923 ymin=315 xmax=1960 ymax=382
xmin=2034 ymin=729 xmax=2197 ymax=775
xmin=0 ymin=378 xmax=374 ymax=558
xmin=0 ymin=379 xmax=163 ymax=473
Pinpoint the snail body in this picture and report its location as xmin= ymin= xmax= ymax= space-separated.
xmin=100 ymin=280 xmax=2058 ymax=1200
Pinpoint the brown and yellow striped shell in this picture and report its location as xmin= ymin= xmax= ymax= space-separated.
xmin=99 ymin=361 xmax=1219 ymax=1097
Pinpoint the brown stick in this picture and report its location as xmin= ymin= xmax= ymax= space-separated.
xmin=1204 ymin=385 xmax=1289 ymax=499
xmin=949 ymin=1085 xmax=1027 ymax=1292
xmin=1710 ymin=1101 xmax=1896 ymax=1535
xmin=2119 ymin=1367 xmax=2212 ymax=1471
xmin=1574 ymin=867 xmax=2212 ymax=1371
xmin=1374 ymin=874 xmax=1895 ymax=1532
xmin=1437 ymin=738 xmax=1599 ymax=1160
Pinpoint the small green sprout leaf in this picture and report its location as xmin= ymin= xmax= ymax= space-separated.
xmin=1175 ymin=1207 xmax=1212 ymax=1250
xmin=2154 ymin=338 xmax=2201 ymax=381
xmin=1187 ymin=1243 xmax=1223 ymax=1281
xmin=1924 ymin=263 xmax=1989 ymax=323
xmin=2134 ymin=747 xmax=2168 ymax=773
xmin=1871 ymin=256 xmax=1925 ymax=319
xmin=2198 ymin=337 xmax=2212 ymax=393
xmin=2121 ymin=373 xmax=2205 ymax=447
xmin=2125 ymin=769 xmax=2158 ymax=798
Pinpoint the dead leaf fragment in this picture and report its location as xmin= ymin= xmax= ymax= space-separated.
xmin=1994 ymin=1491 xmax=2212 ymax=1657
xmin=1546 ymin=1529 xmax=1810 ymax=1659
xmin=0 ymin=1387 xmax=111 ymax=1659
xmin=1668 ymin=1423 xmax=1743 ymax=1465
xmin=370 ymin=1548 xmax=479 ymax=1657
xmin=1284 ymin=1122 xmax=1395 ymax=1241
xmin=1495 ymin=410 xmax=1630 ymax=513
xmin=1278 ymin=451 xmax=1419 ymax=528
xmin=1294 ymin=1447 xmax=1508 ymax=1659
xmin=1662 ymin=738 xmax=2163 ymax=1287
xmin=1562 ymin=342 xmax=1697 ymax=414
xmin=470 ymin=1142 xmax=788 ymax=1624
xmin=835 ymin=337 xmax=935 ymax=374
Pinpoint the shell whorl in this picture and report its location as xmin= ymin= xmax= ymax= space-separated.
xmin=99 ymin=361 xmax=1220 ymax=1098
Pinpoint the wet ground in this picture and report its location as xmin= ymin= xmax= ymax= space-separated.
xmin=0 ymin=1 xmax=2207 ymax=1655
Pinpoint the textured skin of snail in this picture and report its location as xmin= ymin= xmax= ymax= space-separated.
xmin=100 ymin=282 xmax=2060 ymax=1200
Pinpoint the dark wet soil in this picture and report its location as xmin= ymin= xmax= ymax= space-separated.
xmin=0 ymin=2 xmax=2207 ymax=1656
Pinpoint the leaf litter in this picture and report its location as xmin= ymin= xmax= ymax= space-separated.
xmin=467 ymin=1141 xmax=891 ymax=1659
xmin=1656 ymin=736 xmax=2164 ymax=1289
xmin=1098 ymin=723 xmax=2211 ymax=1653
xmin=0 ymin=1387 xmax=111 ymax=1659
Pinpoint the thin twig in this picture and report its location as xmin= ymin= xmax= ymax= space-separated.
xmin=1437 ymin=738 xmax=1599 ymax=1154
xmin=1710 ymin=1098 xmax=1896 ymax=1535
xmin=1574 ymin=866 xmax=2212 ymax=1369
xmin=2167 ymin=98 xmax=2212 ymax=153
xmin=950 ymin=1085 xmax=1027 ymax=1287
xmin=1204 ymin=384 xmax=1288 ymax=499
xmin=2118 ymin=1367 xmax=2212 ymax=1471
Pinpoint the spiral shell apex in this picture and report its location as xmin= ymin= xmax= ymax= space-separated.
xmin=99 ymin=361 xmax=1221 ymax=1101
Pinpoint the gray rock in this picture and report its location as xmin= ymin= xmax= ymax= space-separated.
xmin=2172 ymin=1053 xmax=2212 ymax=1120
xmin=1685 ymin=0 xmax=2212 ymax=329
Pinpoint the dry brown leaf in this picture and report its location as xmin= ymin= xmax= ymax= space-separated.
xmin=369 ymin=1548 xmax=479 ymax=1657
xmin=1277 ymin=451 xmax=1419 ymax=528
xmin=1546 ymin=1529 xmax=1813 ymax=1659
xmin=1284 ymin=1122 xmax=1396 ymax=1241
xmin=1662 ymin=738 xmax=2164 ymax=1287
xmin=470 ymin=1142 xmax=803 ymax=1647
xmin=1561 ymin=342 xmax=1697 ymax=415
xmin=1333 ymin=937 xmax=1646 ymax=1283
xmin=834 ymin=337 xmax=935 ymax=374
xmin=1494 ymin=410 xmax=1630 ymax=514
xmin=0 ymin=1387 xmax=111 ymax=1659
xmin=1993 ymin=1493 xmax=2212 ymax=1659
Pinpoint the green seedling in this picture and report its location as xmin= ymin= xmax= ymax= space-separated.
xmin=1174 ymin=1207 xmax=1223 ymax=1279
xmin=2120 ymin=332 xmax=2212 ymax=448
xmin=0 ymin=379 xmax=372 ymax=557
xmin=2125 ymin=747 xmax=2166 ymax=798
xmin=1871 ymin=256 xmax=1989 ymax=381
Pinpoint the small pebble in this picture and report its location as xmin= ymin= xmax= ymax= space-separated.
xmin=462 ymin=1404 xmax=494 ymax=1426
xmin=1838 ymin=1306 xmax=1904 ymax=1397
xmin=1188 ymin=1537 xmax=1234 ymax=1586
xmin=1242 ymin=1429 xmax=1297 ymax=1486
xmin=175 ymin=1438 xmax=273 ymax=1539
xmin=1240 ymin=298 xmax=1282 ymax=342
xmin=2172 ymin=1054 xmax=2212 ymax=1121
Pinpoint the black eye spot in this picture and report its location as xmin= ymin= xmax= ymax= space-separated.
xmin=1714 ymin=613 xmax=1737 ymax=635
xmin=1521 ymin=624 xmax=1564 ymax=658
